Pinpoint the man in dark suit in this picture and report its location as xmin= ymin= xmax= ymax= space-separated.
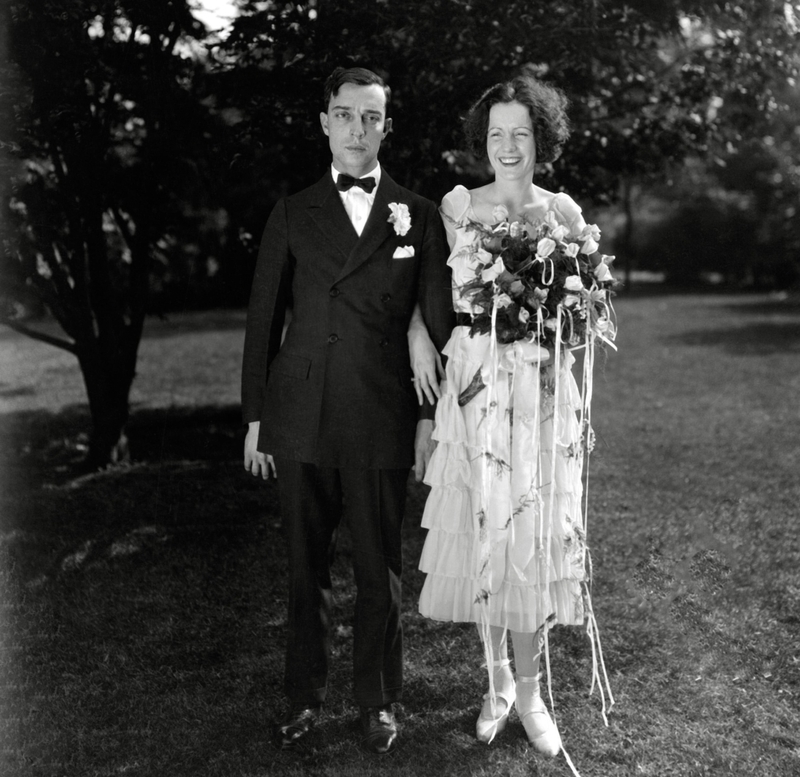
xmin=241 ymin=67 xmax=453 ymax=754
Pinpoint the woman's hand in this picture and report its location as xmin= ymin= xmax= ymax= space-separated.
xmin=407 ymin=304 xmax=444 ymax=405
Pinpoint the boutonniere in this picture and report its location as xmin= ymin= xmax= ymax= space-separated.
xmin=388 ymin=202 xmax=411 ymax=236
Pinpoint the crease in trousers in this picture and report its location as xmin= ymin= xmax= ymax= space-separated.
xmin=275 ymin=457 xmax=409 ymax=708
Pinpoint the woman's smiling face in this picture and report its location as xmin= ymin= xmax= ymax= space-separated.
xmin=486 ymin=101 xmax=536 ymax=182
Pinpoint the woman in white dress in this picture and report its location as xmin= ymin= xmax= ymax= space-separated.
xmin=409 ymin=72 xmax=595 ymax=757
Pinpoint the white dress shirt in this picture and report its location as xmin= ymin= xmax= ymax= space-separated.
xmin=331 ymin=164 xmax=381 ymax=237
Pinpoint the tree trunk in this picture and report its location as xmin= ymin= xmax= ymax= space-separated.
xmin=620 ymin=179 xmax=636 ymax=291
xmin=77 ymin=341 xmax=136 ymax=470
xmin=75 ymin=183 xmax=145 ymax=470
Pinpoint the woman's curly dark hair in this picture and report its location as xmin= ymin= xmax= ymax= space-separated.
xmin=463 ymin=71 xmax=571 ymax=164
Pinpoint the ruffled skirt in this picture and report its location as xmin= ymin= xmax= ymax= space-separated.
xmin=418 ymin=327 xmax=588 ymax=634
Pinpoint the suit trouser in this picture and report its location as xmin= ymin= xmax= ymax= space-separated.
xmin=274 ymin=458 xmax=409 ymax=708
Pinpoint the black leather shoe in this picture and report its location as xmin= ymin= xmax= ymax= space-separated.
xmin=360 ymin=705 xmax=398 ymax=754
xmin=274 ymin=705 xmax=321 ymax=749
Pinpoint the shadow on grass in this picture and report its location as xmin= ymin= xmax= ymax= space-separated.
xmin=3 ymin=393 xmax=800 ymax=776
xmin=139 ymin=308 xmax=247 ymax=340
xmin=0 ymin=403 xmax=242 ymax=489
xmin=722 ymin=297 xmax=800 ymax=316
xmin=1 ymin=401 xmax=499 ymax=777
xmin=666 ymin=321 xmax=800 ymax=354
xmin=663 ymin=294 xmax=800 ymax=354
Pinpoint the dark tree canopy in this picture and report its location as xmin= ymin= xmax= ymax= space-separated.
xmin=1 ymin=0 xmax=228 ymax=467
xmin=1 ymin=0 xmax=798 ymax=469
xmin=215 ymin=0 xmax=799 ymax=203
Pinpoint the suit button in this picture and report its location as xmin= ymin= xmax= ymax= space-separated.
xmin=328 ymin=334 xmax=339 ymax=344
xmin=380 ymin=293 xmax=391 ymax=302
xmin=380 ymin=338 xmax=389 ymax=348
xmin=330 ymin=287 xmax=340 ymax=297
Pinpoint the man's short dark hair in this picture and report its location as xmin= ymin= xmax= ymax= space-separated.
xmin=323 ymin=67 xmax=391 ymax=113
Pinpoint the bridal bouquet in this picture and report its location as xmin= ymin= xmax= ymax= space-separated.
xmin=458 ymin=205 xmax=618 ymax=351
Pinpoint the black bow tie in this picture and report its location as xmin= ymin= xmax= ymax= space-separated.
xmin=336 ymin=173 xmax=376 ymax=193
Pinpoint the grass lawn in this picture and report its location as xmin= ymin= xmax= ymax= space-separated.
xmin=1 ymin=293 xmax=799 ymax=776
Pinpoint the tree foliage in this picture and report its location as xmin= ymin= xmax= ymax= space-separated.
xmin=1 ymin=0 xmax=798 ymax=468
xmin=215 ymin=0 xmax=798 ymax=203
xmin=1 ymin=0 xmax=226 ymax=467
xmin=209 ymin=0 xmax=797 ymax=290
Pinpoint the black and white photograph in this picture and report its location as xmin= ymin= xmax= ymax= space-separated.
xmin=1 ymin=2 xmax=799 ymax=775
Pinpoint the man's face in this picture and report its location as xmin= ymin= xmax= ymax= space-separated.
xmin=320 ymin=83 xmax=392 ymax=178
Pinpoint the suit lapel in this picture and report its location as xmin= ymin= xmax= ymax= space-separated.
xmin=307 ymin=174 xmax=359 ymax=262
xmin=335 ymin=172 xmax=402 ymax=282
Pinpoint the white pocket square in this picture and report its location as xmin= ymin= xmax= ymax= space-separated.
xmin=392 ymin=245 xmax=415 ymax=259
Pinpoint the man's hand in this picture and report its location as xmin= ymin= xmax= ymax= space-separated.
xmin=244 ymin=421 xmax=276 ymax=479
xmin=414 ymin=419 xmax=436 ymax=483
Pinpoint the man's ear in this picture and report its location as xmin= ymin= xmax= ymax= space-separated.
xmin=383 ymin=117 xmax=393 ymax=137
xmin=320 ymin=112 xmax=330 ymax=136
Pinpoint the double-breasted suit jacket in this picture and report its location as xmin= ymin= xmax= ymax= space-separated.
xmin=241 ymin=170 xmax=454 ymax=469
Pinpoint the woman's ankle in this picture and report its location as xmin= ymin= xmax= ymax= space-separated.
xmin=515 ymin=674 xmax=543 ymax=714
xmin=491 ymin=660 xmax=515 ymax=701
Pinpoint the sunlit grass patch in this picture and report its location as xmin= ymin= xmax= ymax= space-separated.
xmin=2 ymin=295 xmax=800 ymax=776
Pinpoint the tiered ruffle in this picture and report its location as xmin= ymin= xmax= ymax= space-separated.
xmin=418 ymin=327 xmax=588 ymax=634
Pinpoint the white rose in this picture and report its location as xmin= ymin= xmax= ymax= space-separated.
xmin=594 ymin=262 xmax=614 ymax=282
xmin=594 ymin=317 xmax=611 ymax=333
xmin=580 ymin=236 xmax=599 ymax=255
xmin=481 ymin=257 xmax=505 ymax=283
xmin=492 ymin=204 xmax=509 ymax=223
xmin=579 ymin=224 xmax=601 ymax=242
xmin=564 ymin=274 xmax=584 ymax=292
xmin=388 ymin=202 xmax=412 ymax=236
xmin=536 ymin=237 xmax=556 ymax=259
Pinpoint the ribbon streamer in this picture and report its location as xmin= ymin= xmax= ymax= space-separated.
xmin=475 ymin=285 xmax=616 ymax=777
